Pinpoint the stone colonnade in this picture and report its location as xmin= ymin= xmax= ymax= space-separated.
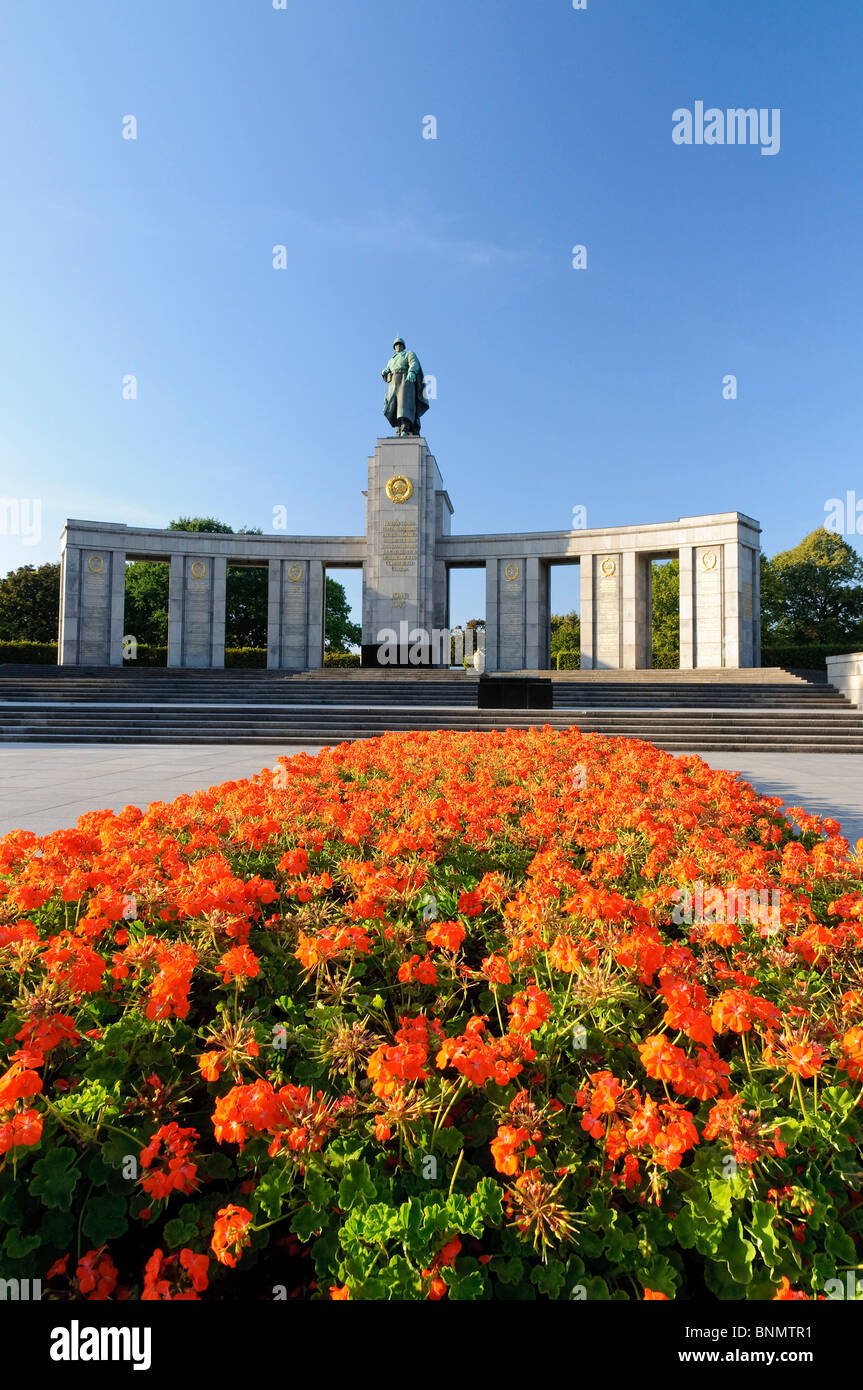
xmin=58 ymin=438 xmax=761 ymax=671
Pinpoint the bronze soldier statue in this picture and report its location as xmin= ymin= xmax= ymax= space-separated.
xmin=381 ymin=337 xmax=430 ymax=437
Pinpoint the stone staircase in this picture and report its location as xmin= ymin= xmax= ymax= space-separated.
xmin=1 ymin=666 xmax=862 ymax=753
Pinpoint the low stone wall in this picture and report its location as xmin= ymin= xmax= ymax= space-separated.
xmin=826 ymin=653 xmax=863 ymax=709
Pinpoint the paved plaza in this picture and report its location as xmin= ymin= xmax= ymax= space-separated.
xmin=0 ymin=744 xmax=861 ymax=849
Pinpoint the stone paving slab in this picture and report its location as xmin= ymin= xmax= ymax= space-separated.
xmin=677 ymin=752 xmax=863 ymax=851
xmin=0 ymin=746 xmax=321 ymax=837
xmin=0 ymin=745 xmax=861 ymax=849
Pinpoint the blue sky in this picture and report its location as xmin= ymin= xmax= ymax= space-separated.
xmin=1 ymin=0 xmax=861 ymax=627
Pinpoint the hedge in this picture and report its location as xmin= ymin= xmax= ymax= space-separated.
xmin=651 ymin=649 xmax=680 ymax=670
xmin=323 ymin=651 xmax=361 ymax=668
xmin=224 ymin=648 xmax=267 ymax=669
xmin=761 ymin=644 xmax=862 ymax=671
xmin=0 ymin=641 xmax=58 ymax=664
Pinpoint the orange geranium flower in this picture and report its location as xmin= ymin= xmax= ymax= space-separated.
xmin=211 ymin=1205 xmax=254 ymax=1268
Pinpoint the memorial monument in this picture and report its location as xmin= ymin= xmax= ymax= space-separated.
xmin=57 ymin=338 xmax=761 ymax=672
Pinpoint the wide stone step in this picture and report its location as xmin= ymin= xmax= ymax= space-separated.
xmin=3 ymin=732 xmax=863 ymax=753
xmin=3 ymin=708 xmax=863 ymax=726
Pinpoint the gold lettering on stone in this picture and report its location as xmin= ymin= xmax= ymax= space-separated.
xmin=381 ymin=519 xmax=418 ymax=573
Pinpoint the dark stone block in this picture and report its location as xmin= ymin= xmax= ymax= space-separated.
xmin=478 ymin=677 xmax=553 ymax=709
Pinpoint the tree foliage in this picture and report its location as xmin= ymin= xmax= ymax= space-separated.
xmin=324 ymin=577 xmax=361 ymax=653
xmin=760 ymin=528 xmax=863 ymax=647
xmin=651 ymin=560 xmax=680 ymax=664
xmin=0 ymin=563 xmax=60 ymax=642
xmin=550 ymin=611 xmax=580 ymax=661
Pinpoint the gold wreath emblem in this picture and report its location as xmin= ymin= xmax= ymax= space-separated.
xmin=702 ymin=551 xmax=718 ymax=571
xmin=190 ymin=560 xmax=207 ymax=579
xmin=385 ymin=475 xmax=413 ymax=504
xmin=287 ymin=564 xmax=302 ymax=582
xmin=600 ymin=558 xmax=616 ymax=578
xmin=504 ymin=563 xmax=520 ymax=582
xmin=87 ymin=555 xmax=104 ymax=574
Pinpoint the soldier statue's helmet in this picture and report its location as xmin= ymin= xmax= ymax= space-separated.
xmin=393 ymin=337 xmax=406 ymax=350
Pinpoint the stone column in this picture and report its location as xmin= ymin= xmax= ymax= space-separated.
xmin=622 ymin=552 xmax=651 ymax=669
xmin=58 ymin=544 xmax=125 ymax=666
xmin=487 ymin=557 xmax=528 ymax=670
xmin=307 ymin=560 xmax=325 ymax=668
xmin=266 ymin=558 xmax=282 ymax=670
xmin=167 ymin=555 xmax=184 ymax=668
xmin=692 ymin=545 xmax=724 ymax=668
xmin=524 ymin=556 xmax=549 ymax=670
xmin=679 ymin=546 xmax=695 ymax=669
xmin=579 ymin=558 xmax=595 ymax=670
xmin=752 ymin=544 xmax=761 ymax=667
xmin=167 ymin=554 xmax=226 ymax=668
xmin=58 ymin=545 xmax=81 ymax=665
xmin=722 ymin=540 xmax=760 ymax=668
xmin=580 ymin=553 xmax=623 ymax=669
xmin=484 ymin=560 xmax=499 ymax=671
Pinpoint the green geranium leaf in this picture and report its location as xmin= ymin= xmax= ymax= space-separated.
xmin=4 ymin=1228 xmax=41 ymax=1260
xmin=82 ymin=1192 xmax=129 ymax=1244
xmin=164 ymin=1216 xmax=200 ymax=1248
xmin=496 ymin=1256 xmax=524 ymax=1285
xmin=30 ymin=1148 xmax=79 ymax=1210
xmin=531 ymin=1258 xmax=566 ymax=1298
xmin=292 ymin=1203 xmax=327 ymax=1243
xmin=338 ymin=1160 xmax=376 ymax=1210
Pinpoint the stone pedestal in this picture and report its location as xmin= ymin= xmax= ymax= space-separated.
xmin=361 ymin=437 xmax=451 ymax=665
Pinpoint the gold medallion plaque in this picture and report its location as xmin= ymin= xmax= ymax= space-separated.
xmin=190 ymin=560 xmax=207 ymax=579
xmin=600 ymin=558 xmax=616 ymax=578
xmin=87 ymin=555 xmax=104 ymax=574
xmin=287 ymin=564 xmax=302 ymax=582
xmin=504 ymin=563 xmax=520 ymax=582
xmin=702 ymin=551 xmax=718 ymax=571
xmin=385 ymin=475 xmax=413 ymax=504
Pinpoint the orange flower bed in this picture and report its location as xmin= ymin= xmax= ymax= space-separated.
xmin=1 ymin=727 xmax=862 ymax=1301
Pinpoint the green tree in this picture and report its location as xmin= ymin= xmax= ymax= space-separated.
xmin=550 ymin=611 xmax=580 ymax=663
xmin=226 ymin=528 xmax=267 ymax=649
xmin=124 ymin=562 xmax=169 ymax=647
xmin=651 ymin=560 xmax=680 ymax=665
xmin=325 ymin=576 xmax=361 ymax=653
xmin=761 ymin=528 xmax=863 ymax=647
xmin=0 ymin=562 xmax=61 ymax=641
xmin=170 ymin=517 xmax=233 ymax=535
